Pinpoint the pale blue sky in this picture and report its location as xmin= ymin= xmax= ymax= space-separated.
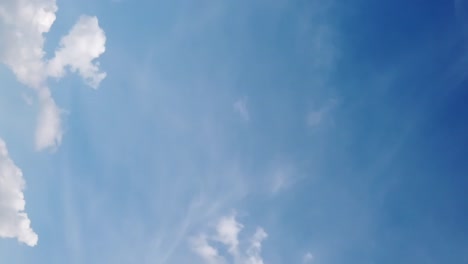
xmin=1 ymin=0 xmax=468 ymax=263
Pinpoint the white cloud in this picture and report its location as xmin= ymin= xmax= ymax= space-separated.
xmin=233 ymin=97 xmax=249 ymax=121
xmin=0 ymin=0 xmax=57 ymax=89
xmin=270 ymin=163 xmax=295 ymax=194
xmin=215 ymin=214 xmax=243 ymax=255
xmin=0 ymin=0 xmax=106 ymax=150
xmin=35 ymin=89 xmax=63 ymax=151
xmin=245 ymin=228 xmax=268 ymax=264
xmin=190 ymin=214 xmax=268 ymax=264
xmin=47 ymin=15 xmax=107 ymax=89
xmin=191 ymin=235 xmax=226 ymax=264
xmin=302 ymin=252 xmax=314 ymax=263
xmin=0 ymin=139 xmax=38 ymax=246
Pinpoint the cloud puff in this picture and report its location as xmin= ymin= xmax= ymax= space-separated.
xmin=47 ymin=15 xmax=107 ymax=89
xmin=0 ymin=139 xmax=38 ymax=246
xmin=0 ymin=0 xmax=57 ymax=89
xmin=245 ymin=228 xmax=267 ymax=264
xmin=191 ymin=213 xmax=268 ymax=264
xmin=0 ymin=0 xmax=106 ymax=150
xmin=233 ymin=97 xmax=250 ymax=122
xmin=215 ymin=214 xmax=244 ymax=255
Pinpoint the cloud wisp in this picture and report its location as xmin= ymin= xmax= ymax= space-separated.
xmin=306 ymin=99 xmax=338 ymax=128
xmin=233 ymin=97 xmax=250 ymax=122
xmin=0 ymin=139 xmax=38 ymax=246
xmin=0 ymin=0 xmax=106 ymax=150
xmin=190 ymin=213 xmax=268 ymax=264
xmin=302 ymin=252 xmax=314 ymax=263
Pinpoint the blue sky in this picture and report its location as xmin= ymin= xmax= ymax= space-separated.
xmin=1 ymin=0 xmax=468 ymax=263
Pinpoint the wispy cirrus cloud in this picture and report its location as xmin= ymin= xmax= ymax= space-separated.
xmin=302 ymin=252 xmax=314 ymax=263
xmin=233 ymin=97 xmax=250 ymax=122
xmin=269 ymin=161 xmax=296 ymax=194
xmin=306 ymin=99 xmax=338 ymax=128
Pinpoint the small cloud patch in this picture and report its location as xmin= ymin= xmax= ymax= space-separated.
xmin=234 ymin=97 xmax=250 ymax=122
xmin=190 ymin=213 xmax=267 ymax=264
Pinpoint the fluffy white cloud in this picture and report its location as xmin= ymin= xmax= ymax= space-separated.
xmin=0 ymin=0 xmax=57 ymax=89
xmin=0 ymin=0 xmax=106 ymax=150
xmin=0 ymin=0 xmax=106 ymax=248
xmin=0 ymin=139 xmax=38 ymax=246
xmin=215 ymin=214 xmax=243 ymax=255
xmin=191 ymin=214 xmax=267 ymax=264
xmin=48 ymin=15 xmax=107 ymax=89
xmin=233 ymin=97 xmax=250 ymax=122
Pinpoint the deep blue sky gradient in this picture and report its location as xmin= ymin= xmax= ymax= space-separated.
xmin=1 ymin=0 xmax=467 ymax=263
